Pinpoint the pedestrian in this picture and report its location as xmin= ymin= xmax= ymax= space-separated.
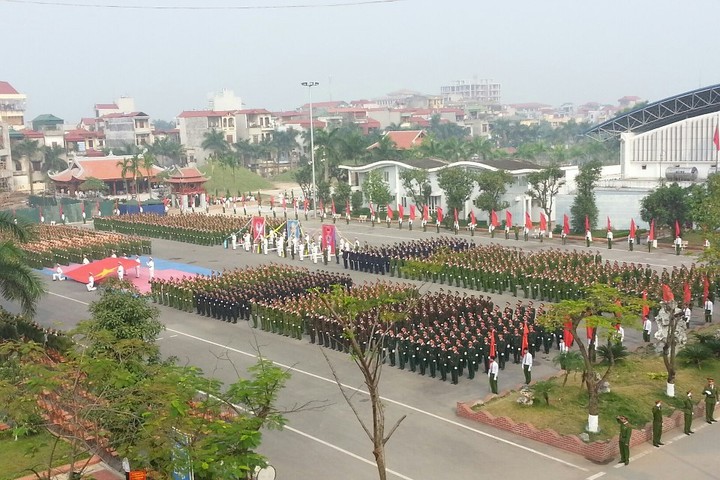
xmin=617 ymin=415 xmax=631 ymax=465
xmin=488 ymin=356 xmax=499 ymax=394
xmin=703 ymin=378 xmax=718 ymax=423
xmin=683 ymin=390 xmax=695 ymax=435
xmin=52 ymin=264 xmax=65 ymax=281
xmin=135 ymin=255 xmax=141 ymax=278
xmin=705 ymin=297 xmax=714 ymax=323
xmin=86 ymin=273 xmax=97 ymax=292
xmin=683 ymin=304 xmax=691 ymax=329
xmin=521 ymin=348 xmax=533 ymax=384
xmin=146 ymin=257 xmax=155 ymax=279
xmin=117 ymin=262 xmax=125 ymax=281
xmin=642 ymin=316 xmax=652 ymax=342
xmin=652 ymin=400 xmax=664 ymax=447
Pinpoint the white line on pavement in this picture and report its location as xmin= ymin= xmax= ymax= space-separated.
xmin=47 ymin=291 xmax=588 ymax=472
xmin=586 ymin=472 xmax=606 ymax=480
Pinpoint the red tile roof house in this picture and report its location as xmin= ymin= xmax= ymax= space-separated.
xmin=50 ymin=156 xmax=164 ymax=196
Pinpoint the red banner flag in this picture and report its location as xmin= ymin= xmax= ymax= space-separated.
xmin=398 ymin=204 xmax=404 ymax=219
xmin=490 ymin=210 xmax=498 ymax=227
xmin=331 ymin=199 xmax=336 ymax=215
xmin=321 ymin=224 xmax=337 ymax=254
xmin=65 ymin=257 xmax=139 ymax=283
xmin=629 ymin=218 xmax=636 ymax=239
xmin=683 ymin=283 xmax=691 ymax=304
xmin=642 ymin=290 xmax=650 ymax=318
xmin=649 ymin=219 xmax=655 ymax=241
xmin=675 ymin=219 xmax=681 ymax=237
xmin=525 ymin=212 xmax=532 ymax=230
xmin=563 ymin=321 xmax=574 ymax=347
xmin=584 ymin=215 xmax=590 ymax=233
xmin=662 ymin=284 xmax=674 ymax=302
xmin=346 ymin=200 xmax=351 ymax=215
xmin=252 ymin=216 xmax=266 ymax=241
xmin=521 ymin=321 xmax=529 ymax=351
xmin=539 ymin=212 xmax=547 ymax=231
xmin=409 ymin=204 xmax=416 ymax=220
xmin=370 ymin=202 xmax=375 ymax=217
xmin=422 ymin=204 xmax=429 ymax=221
xmin=386 ymin=204 xmax=393 ymax=220
xmin=489 ymin=330 xmax=496 ymax=358
xmin=282 ymin=196 xmax=287 ymax=209
xmin=505 ymin=210 xmax=512 ymax=227
xmin=607 ymin=216 xmax=611 ymax=231
xmin=453 ymin=208 xmax=458 ymax=223
xmin=470 ymin=210 xmax=476 ymax=226
xmin=303 ymin=198 xmax=309 ymax=211
xmin=586 ymin=326 xmax=595 ymax=342
xmin=436 ymin=207 xmax=443 ymax=223
xmin=714 ymin=125 xmax=720 ymax=151
xmin=563 ymin=214 xmax=570 ymax=235
xmin=704 ymin=276 xmax=710 ymax=302
xmin=81 ymin=202 xmax=85 ymax=213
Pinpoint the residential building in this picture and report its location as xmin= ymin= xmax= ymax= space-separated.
xmin=31 ymin=114 xmax=65 ymax=148
xmin=177 ymin=110 xmax=237 ymax=164
xmin=102 ymin=112 xmax=152 ymax=149
xmin=236 ymin=109 xmax=274 ymax=144
xmin=441 ymin=79 xmax=501 ymax=105
xmin=367 ymin=130 xmax=427 ymax=150
xmin=0 ymin=122 xmax=11 ymax=192
xmin=0 ymin=81 xmax=26 ymax=129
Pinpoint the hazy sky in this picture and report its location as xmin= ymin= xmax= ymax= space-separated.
xmin=3 ymin=0 xmax=718 ymax=123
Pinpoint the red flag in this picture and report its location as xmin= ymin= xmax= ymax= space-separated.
xmin=607 ymin=216 xmax=611 ymax=231
xmin=629 ymin=218 xmax=636 ymax=239
xmin=525 ymin=212 xmax=532 ymax=230
xmin=398 ymin=204 xmax=404 ymax=219
xmin=642 ymin=291 xmax=650 ymax=318
xmin=539 ymin=212 xmax=547 ymax=232
xmin=703 ymin=276 xmax=710 ymax=303
xmin=683 ymin=283 xmax=691 ymax=304
xmin=563 ymin=214 xmax=570 ymax=235
xmin=563 ymin=321 xmax=574 ymax=347
xmin=252 ymin=216 xmax=266 ymax=241
xmin=453 ymin=208 xmax=458 ymax=223
xmin=521 ymin=321 xmax=529 ymax=351
xmin=489 ymin=330 xmax=496 ymax=358
xmin=436 ymin=207 xmax=443 ymax=223
xmin=662 ymin=284 xmax=674 ymax=302
xmin=490 ymin=210 xmax=499 ymax=227
xmin=370 ymin=202 xmax=375 ymax=217
xmin=505 ymin=210 xmax=512 ymax=227
xmin=303 ymin=198 xmax=309 ymax=211
xmin=675 ymin=219 xmax=681 ymax=237
xmin=293 ymin=197 xmax=297 ymax=209
xmin=387 ymin=204 xmax=394 ymax=220
xmin=242 ymin=197 xmax=246 ymax=207
xmin=584 ymin=215 xmax=590 ymax=233
xmin=321 ymin=224 xmax=337 ymax=254
xmin=282 ymin=196 xmax=287 ymax=209
xmin=422 ymin=204 xmax=429 ymax=221
xmin=470 ymin=210 xmax=476 ymax=225
xmin=714 ymin=125 xmax=720 ymax=151
xmin=65 ymin=257 xmax=138 ymax=283
xmin=409 ymin=204 xmax=416 ymax=220
xmin=649 ymin=219 xmax=655 ymax=241
xmin=346 ymin=200 xmax=351 ymax=215
xmin=331 ymin=199 xmax=336 ymax=215
xmin=586 ymin=326 xmax=595 ymax=342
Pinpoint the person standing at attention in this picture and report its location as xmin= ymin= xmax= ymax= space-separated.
xmin=683 ymin=390 xmax=695 ymax=435
xmin=521 ymin=348 xmax=533 ymax=384
xmin=117 ymin=262 xmax=125 ymax=281
xmin=617 ymin=416 xmax=631 ymax=465
xmin=488 ymin=356 xmax=499 ymax=394
xmin=652 ymin=400 xmax=664 ymax=447
xmin=642 ymin=316 xmax=652 ymax=342
xmin=704 ymin=378 xmax=718 ymax=423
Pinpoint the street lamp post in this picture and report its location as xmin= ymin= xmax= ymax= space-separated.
xmin=301 ymin=81 xmax=319 ymax=218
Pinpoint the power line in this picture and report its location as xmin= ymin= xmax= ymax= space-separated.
xmin=0 ymin=0 xmax=407 ymax=9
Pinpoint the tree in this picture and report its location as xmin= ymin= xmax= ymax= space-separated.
xmin=570 ymin=160 xmax=602 ymax=233
xmin=399 ymin=168 xmax=431 ymax=207
xmin=693 ymin=174 xmax=720 ymax=266
xmin=308 ymin=128 xmax=343 ymax=183
xmin=333 ymin=181 xmax=352 ymax=206
xmin=466 ymin=136 xmax=495 ymax=161
xmin=42 ymin=144 xmax=67 ymax=173
xmin=271 ymin=128 xmax=300 ymax=165
xmin=201 ymin=129 xmax=230 ymax=160
xmin=294 ymin=162 xmax=314 ymax=201
xmin=149 ymin=137 xmax=185 ymax=166
xmin=640 ymin=183 xmax=693 ymax=232
xmin=78 ymin=177 xmax=108 ymax=195
xmin=317 ymin=285 xmax=409 ymax=480
xmin=427 ymin=114 xmax=469 ymax=141
xmin=653 ymin=297 xmax=688 ymax=397
xmin=0 ymin=212 xmax=44 ymax=317
xmin=536 ymin=284 xmax=643 ymax=433
xmin=362 ymin=170 xmax=392 ymax=208
xmin=527 ymin=165 xmax=566 ymax=230
xmin=438 ymin=137 xmax=469 ymax=162
xmin=141 ymin=151 xmax=157 ymax=198
xmin=368 ymin=135 xmax=403 ymax=162
xmin=552 ymin=351 xmax=584 ymax=387
xmin=437 ymin=167 xmax=475 ymax=219
xmin=12 ymin=138 xmax=40 ymax=195
xmin=473 ymin=169 xmax=512 ymax=214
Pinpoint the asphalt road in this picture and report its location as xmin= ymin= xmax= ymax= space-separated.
xmin=6 ymin=218 xmax=719 ymax=480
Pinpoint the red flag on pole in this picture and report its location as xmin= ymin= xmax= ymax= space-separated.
xmin=490 ymin=210 xmax=499 ymax=227
xmin=649 ymin=219 xmax=655 ymax=241
xmin=81 ymin=202 xmax=85 ymax=213
xmin=303 ymin=198 xmax=309 ymax=211
xmin=398 ymin=204 xmax=404 ymax=219
xmin=505 ymin=210 xmax=512 ymax=227
xmin=409 ymin=204 xmax=416 ymax=220
xmin=563 ymin=214 xmax=570 ymax=235
xmin=675 ymin=219 xmax=681 ymax=237
xmin=586 ymin=326 xmax=595 ymax=343
xmin=525 ymin=212 xmax=532 ymax=230
xmin=521 ymin=321 xmax=529 ymax=351
xmin=629 ymin=218 xmax=636 ymax=239
xmin=321 ymin=224 xmax=337 ymax=254
xmin=251 ymin=216 xmax=266 ymax=241
xmin=331 ymin=199 xmax=336 ymax=215
xmin=662 ymin=284 xmax=674 ymax=302
xmin=703 ymin=276 xmax=710 ymax=302
xmin=59 ymin=203 xmax=64 ymax=216
xmin=282 ymin=196 xmax=286 ymax=209
xmin=683 ymin=283 xmax=691 ymax=304
xmin=607 ymin=216 xmax=611 ymax=231
xmin=489 ymin=330 xmax=496 ymax=358
xmin=642 ymin=290 xmax=650 ymax=318
xmin=470 ymin=210 xmax=476 ymax=226
xmin=563 ymin=321 xmax=574 ymax=347
xmin=387 ymin=204 xmax=393 ymax=220
xmin=714 ymin=125 xmax=720 ymax=151
xmin=436 ymin=207 xmax=443 ymax=223
xmin=539 ymin=212 xmax=547 ymax=232
xmin=422 ymin=204 xmax=429 ymax=221
xmin=453 ymin=208 xmax=458 ymax=223
xmin=370 ymin=202 xmax=375 ymax=217
xmin=585 ymin=215 xmax=590 ymax=233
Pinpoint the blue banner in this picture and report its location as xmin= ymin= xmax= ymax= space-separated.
xmin=286 ymin=219 xmax=301 ymax=239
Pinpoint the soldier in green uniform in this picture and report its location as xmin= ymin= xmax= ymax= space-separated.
xmin=703 ymin=378 xmax=718 ymax=423
xmin=652 ymin=400 xmax=664 ymax=447
xmin=683 ymin=390 xmax=695 ymax=435
xmin=617 ymin=415 xmax=631 ymax=465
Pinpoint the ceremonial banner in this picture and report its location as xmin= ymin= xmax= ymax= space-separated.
xmin=675 ymin=219 xmax=681 ymax=237
xmin=252 ymin=216 xmax=266 ymax=241
xmin=505 ymin=210 xmax=512 ymax=227
xmin=387 ymin=204 xmax=393 ymax=220
xmin=683 ymin=283 xmax=691 ymax=304
xmin=282 ymin=196 xmax=286 ymax=209
xmin=525 ymin=212 xmax=532 ymax=230
xmin=270 ymin=196 xmax=275 ymax=209
xmin=585 ymin=215 xmax=590 ymax=233
xmin=489 ymin=330 xmax=496 ymax=358
xmin=539 ymin=212 xmax=547 ymax=232
xmin=409 ymin=204 xmax=416 ymax=220
xmin=703 ymin=276 xmax=710 ymax=302
xmin=331 ymin=199 xmax=336 ymax=215
xmin=453 ymin=208 xmax=458 ymax=223
xmin=649 ymin=219 xmax=655 ymax=241
xmin=469 ymin=210 xmax=476 ymax=226
xmin=370 ymin=203 xmax=375 ymax=218
xmin=607 ymin=216 xmax=612 ymax=231
xmin=521 ymin=321 xmax=529 ymax=351
xmin=490 ymin=210 xmax=498 ymax=227
xmin=563 ymin=321 xmax=574 ymax=347
xmin=563 ymin=214 xmax=570 ymax=235
xmin=286 ymin=219 xmax=300 ymax=239
xmin=422 ymin=205 xmax=429 ymax=221
xmin=398 ymin=204 xmax=404 ymax=219
xmin=714 ymin=125 xmax=720 ymax=150
xmin=629 ymin=218 xmax=636 ymax=239
xmin=66 ymin=257 xmax=139 ymax=283
xmin=642 ymin=291 xmax=650 ymax=318
xmin=436 ymin=207 xmax=443 ymax=223
xmin=322 ymin=224 xmax=337 ymax=254
xmin=346 ymin=200 xmax=351 ymax=216
xmin=662 ymin=284 xmax=674 ymax=302
xmin=303 ymin=198 xmax=309 ymax=212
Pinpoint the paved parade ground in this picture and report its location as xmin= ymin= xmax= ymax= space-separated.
xmin=5 ymin=217 xmax=720 ymax=480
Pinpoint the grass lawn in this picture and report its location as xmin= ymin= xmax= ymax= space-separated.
xmin=478 ymin=348 xmax=719 ymax=442
xmin=0 ymin=431 xmax=90 ymax=480
xmin=657 ymin=230 xmax=707 ymax=246
xmin=199 ymin=164 xmax=274 ymax=197
xmin=270 ymin=168 xmax=300 ymax=183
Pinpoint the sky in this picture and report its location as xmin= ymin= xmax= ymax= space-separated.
xmin=2 ymin=0 xmax=718 ymax=124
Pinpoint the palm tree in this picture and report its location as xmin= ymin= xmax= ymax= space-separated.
xmin=439 ymin=137 xmax=469 ymax=162
xmin=339 ymin=130 xmax=370 ymax=167
xmin=467 ymin=136 xmax=495 ymax=161
xmin=201 ymin=129 xmax=230 ymax=160
xmin=232 ymin=139 xmax=255 ymax=170
xmin=149 ymin=137 xmax=185 ymax=166
xmin=116 ymin=157 xmax=132 ymax=198
xmin=141 ymin=152 xmax=157 ymax=198
xmin=305 ymin=128 xmax=343 ymax=182
xmin=12 ymin=139 xmax=40 ymax=195
xmin=42 ymin=145 xmax=67 ymax=173
xmin=412 ymin=137 xmax=443 ymax=159
xmin=0 ymin=212 xmax=45 ymax=317
xmin=271 ymin=128 xmax=300 ymax=165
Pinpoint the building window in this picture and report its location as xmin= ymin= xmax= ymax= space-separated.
xmin=208 ymin=117 xmax=220 ymax=129
xmin=383 ymin=171 xmax=389 ymax=182
xmin=641 ymin=165 xmax=647 ymax=170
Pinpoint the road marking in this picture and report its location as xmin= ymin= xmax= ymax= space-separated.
xmin=586 ymin=472 xmax=606 ymax=480
xmin=47 ymin=290 xmax=588 ymax=472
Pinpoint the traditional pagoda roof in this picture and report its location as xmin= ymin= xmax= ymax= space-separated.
xmin=49 ymin=156 xmax=164 ymax=183
xmin=166 ymin=166 xmax=208 ymax=184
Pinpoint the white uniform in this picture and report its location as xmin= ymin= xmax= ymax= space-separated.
xmin=146 ymin=259 xmax=155 ymax=279
xmin=117 ymin=264 xmax=124 ymax=281
xmin=231 ymin=233 xmax=237 ymax=250
xmin=135 ymin=257 xmax=141 ymax=277
xmin=82 ymin=256 xmax=90 ymax=265
xmin=87 ymin=275 xmax=97 ymax=292
xmin=52 ymin=266 xmax=65 ymax=281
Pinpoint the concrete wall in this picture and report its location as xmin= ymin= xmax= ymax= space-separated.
xmin=104 ymin=117 xmax=136 ymax=149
